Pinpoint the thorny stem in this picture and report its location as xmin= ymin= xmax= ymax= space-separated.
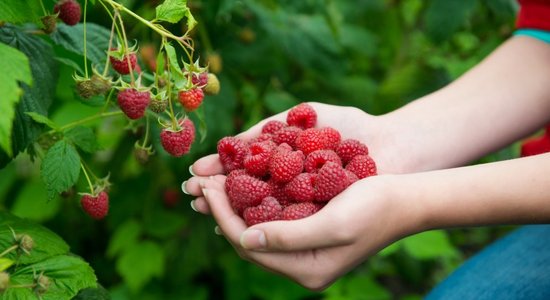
xmin=81 ymin=163 xmax=95 ymax=195
xmin=116 ymin=12 xmax=135 ymax=86
xmin=83 ymin=0 xmax=89 ymax=77
xmin=141 ymin=115 xmax=151 ymax=147
xmin=98 ymin=0 xmax=123 ymax=43
xmin=0 ymin=245 xmax=18 ymax=258
xmin=102 ymin=15 xmax=118 ymax=77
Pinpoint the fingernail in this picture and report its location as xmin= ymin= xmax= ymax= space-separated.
xmin=214 ymin=226 xmax=222 ymax=235
xmin=201 ymin=188 xmax=208 ymax=198
xmin=190 ymin=200 xmax=198 ymax=212
xmin=240 ymin=229 xmax=266 ymax=250
xmin=189 ymin=165 xmax=196 ymax=176
xmin=199 ymin=178 xmax=206 ymax=189
xmin=181 ymin=181 xmax=190 ymax=195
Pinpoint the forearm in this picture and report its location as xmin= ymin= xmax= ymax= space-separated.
xmin=375 ymin=36 xmax=550 ymax=173
xmin=394 ymin=153 xmax=550 ymax=231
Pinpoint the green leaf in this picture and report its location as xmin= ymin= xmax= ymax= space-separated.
xmin=116 ymin=240 xmax=165 ymax=292
xmin=402 ymin=230 xmax=459 ymax=260
xmin=73 ymin=285 xmax=111 ymax=300
xmin=50 ymin=23 xmax=111 ymax=71
xmin=0 ymin=257 xmax=14 ymax=272
xmin=65 ymin=126 xmax=101 ymax=153
xmin=25 ymin=112 xmax=59 ymax=130
xmin=193 ymin=107 xmax=208 ymax=143
xmin=10 ymin=180 xmax=62 ymax=222
xmin=0 ymin=42 xmax=32 ymax=157
xmin=424 ymin=0 xmax=477 ymax=43
xmin=40 ymin=140 xmax=81 ymax=200
xmin=107 ymin=219 xmax=141 ymax=258
xmin=8 ymin=255 xmax=97 ymax=300
xmin=0 ymin=26 xmax=58 ymax=168
xmin=156 ymin=0 xmax=196 ymax=30
xmin=164 ymin=43 xmax=185 ymax=88
xmin=0 ymin=212 xmax=70 ymax=265
xmin=0 ymin=0 xmax=43 ymax=26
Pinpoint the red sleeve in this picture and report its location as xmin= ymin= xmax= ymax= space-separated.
xmin=516 ymin=0 xmax=550 ymax=30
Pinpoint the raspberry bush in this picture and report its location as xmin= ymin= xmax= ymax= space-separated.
xmin=0 ymin=1 xmax=519 ymax=299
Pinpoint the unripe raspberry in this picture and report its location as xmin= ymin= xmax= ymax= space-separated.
xmin=54 ymin=0 xmax=81 ymax=26
xmin=204 ymin=73 xmax=220 ymax=95
xmin=0 ymin=272 xmax=9 ymax=292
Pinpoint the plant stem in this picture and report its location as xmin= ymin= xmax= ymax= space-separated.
xmin=102 ymin=16 xmax=117 ymax=77
xmin=116 ymin=12 xmax=135 ymax=86
xmin=83 ymin=0 xmax=89 ymax=77
xmin=38 ymin=0 xmax=47 ymax=15
xmin=0 ymin=245 xmax=18 ymax=258
xmin=141 ymin=115 xmax=150 ymax=147
xmin=80 ymin=163 xmax=95 ymax=195
xmin=52 ymin=111 xmax=123 ymax=133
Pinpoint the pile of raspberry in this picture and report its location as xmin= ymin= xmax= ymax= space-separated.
xmin=217 ymin=103 xmax=377 ymax=226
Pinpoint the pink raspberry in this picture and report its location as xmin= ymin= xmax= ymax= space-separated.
xmin=314 ymin=162 xmax=349 ymax=202
xmin=295 ymin=128 xmax=326 ymax=155
xmin=336 ymin=139 xmax=369 ymax=164
xmin=304 ymin=150 xmax=342 ymax=173
xmin=344 ymin=169 xmax=359 ymax=185
xmin=286 ymin=103 xmax=317 ymax=129
xmin=248 ymin=133 xmax=273 ymax=144
xmin=345 ymin=155 xmax=377 ymax=179
xmin=284 ymin=173 xmax=317 ymax=202
xmin=272 ymin=126 xmax=302 ymax=148
xmin=243 ymin=140 xmax=276 ymax=177
xmin=261 ymin=120 xmax=287 ymax=134
xmin=320 ymin=127 xmax=341 ymax=150
xmin=282 ymin=202 xmax=321 ymax=220
xmin=160 ymin=118 xmax=195 ymax=157
xmin=243 ymin=197 xmax=283 ymax=226
xmin=227 ymin=175 xmax=272 ymax=216
xmin=267 ymin=178 xmax=294 ymax=207
xmin=224 ymin=169 xmax=248 ymax=193
xmin=269 ymin=149 xmax=305 ymax=183
xmin=217 ymin=137 xmax=249 ymax=172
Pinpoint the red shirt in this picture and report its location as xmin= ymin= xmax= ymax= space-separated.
xmin=516 ymin=0 xmax=550 ymax=30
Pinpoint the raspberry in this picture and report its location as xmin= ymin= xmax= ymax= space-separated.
xmin=336 ymin=139 xmax=369 ymax=164
xmin=248 ymin=133 xmax=273 ymax=144
xmin=243 ymin=197 xmax=283 ymax=226
xmin=262 ymin=120 xmax=287 ymax=134
xmin=225 ymin=169 xmax=248 ymax=193
xmin=285 ymin=173 xmax=317 ymax=202
xmin=149 ymin=99 xmax=167 ymax=113
xmin=160 ymin=118 xmax=196 ymax=157
xmin=117 ymin=88 xmax=151 ymax=119
xmin=520 ymin=136 xmax=550 ymax=157
xmin=272 ymin=126 xmax=302 ymax=148
xmin=191 ymin=72 xmax=208 ymax=87
xmin=243 ymin=140 xmax=276 ymax=177
xmin=269 ymin=149 xmax=305 ymax=183
xmin=295 ymin=128 xmax=327 ymax=155
xmin=178 ymin=88 xmax=204 ymax=112
xmin=54 ymin=0 xmax=81 ymax=26
xmin=267 ymin=178 xmax=294 ymax=207
xmin=346 ymin=155 xmax=377 ymax=179
xmin=314 ymin=162 xmax=349 ymax=202
xmin=286 ymin=103 xmax=317 ymax=129
xmin=227 ymin=175 xmax=272 ymax=216
xmin=110 ymin=51 xmax=138 ymax=75
xmin=81 ymin=191 xmax=109 ymax=220
xmin=218 ymin=137 xmax=249 ymax=172
xmin=304 ymin=150 xmax=342 ymax=173
xmin=204 ymin=73 xmax=220 ymax=95
xmin=344 ymin=169 xmax=359 ymax=185
xmin=282 ymin=202 xmax=321 ymax=221
xmin=163 ymin=188 xmax=180 ymax=208
xmin=320 ymin=127 xmax=341 ymax=150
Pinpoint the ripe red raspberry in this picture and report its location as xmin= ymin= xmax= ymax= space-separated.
xmin=218 ymin=137 xmax=249 ymax=172
xmin=272 ymin=126 xmax=302 ymax=148
xmin=243 ymin=140 xmax=276 ymax=177
xmin=286 ymin=103 xmax=317 ymax=129
xmin=295 ymin=128 xmax=327 ymax=155
xmin=178 ymin=88 xmax=204 ymax=112
xmin=267 ymin=178 xmax=294 ymax=207
xmin=110 ymin=51 xmax=138 ymax=75
xmin=80 ymin=191 xmax=109 ymax=220
xmin=262 ymin=120 xmax=287 ymax=134
xmin=336 ymin=139 xmax=369 ymax=164
xmin=163 ymin=188 xmax=180 ymax=208
xmin=160 ymin=118 xmax=196 ymax=157
xmin=243 ymin=197 xmax=283 ymax=226
xmin=191 ymin=72 xmax=208 ymax=87
xmin=320 ymin=127 xmax=341 ymax=150
xmin=282 ymin=202 xmax=321 ymax=221
xmin=269 ymin=149 xmax=305 ymax=183
xmin=248 ymin=133 xmax=273 ymax=144
xmin=304 ymin=150 xmax=342 ymax=173
xmin=314 ymin=162 xmax=349 ymax=202
xmin=520 ymin=136 xmax=550 ymax=157
xmin=227 ymin=175 xmax=272 ymax=216
xmin=54 ymin=0 xmax=81 ymax=26
xmin=344 ymin=169 xmax=359 ymax=185
xmin=225 ymin=169 xmax=248 ymax=193
xmin=285 ymin=173 xmax=317 ymax=202
xmin=346 ymin=155 xmax=377 ymax=179
xmin=117 ymin=88 xmax=151 ymax=119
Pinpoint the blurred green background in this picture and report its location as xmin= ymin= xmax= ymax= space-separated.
xmin=0 ymin=0 xmax=521 ymax=299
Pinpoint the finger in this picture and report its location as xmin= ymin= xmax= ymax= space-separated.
xmin=200 ymin=178 xmax=248 ymax=243
xmin=183 ymin=175 xmax=226 ymax=196
xmin=190 ymin=154 xmax=225 ymax=176
xmin=240 ymin=201 xmax=354 ymax=252
xmin=190 ymin=197 xmax=210 ymax=214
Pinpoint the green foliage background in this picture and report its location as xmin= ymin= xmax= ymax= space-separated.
xmin=0 ymin=0 xmax=521 ymax=299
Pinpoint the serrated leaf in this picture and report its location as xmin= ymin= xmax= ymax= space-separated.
xmin=0 ymin=0 xmax=43 ymax=26
xmin=116 ymin=240 xmax=165 ymax=292
xmin=50 ymin=23 xmax=111 ymax=71
xmin=25 ymin=112 xmax=59 ymax=130
xmin=0 ymin=212 xmax=70 ymax=265
xmin=0 ymin=42 xmax=32 ymax=157
xmin=0 ymin=26 xmax=58 ymax=168
xmin=107 ymin=220 xmax=141 ymax=258
xmin=164 ymin=43 xmax=185 ymax=87
xmin=8 ymin=255 xmax=97 ymax=300
xmin=156 ymin=0 xmax=195 ymax=28
xmin=65 ymin=126 xmax=100 ymax=153
xmin=40 ymin=140 xmax=81 ymax=200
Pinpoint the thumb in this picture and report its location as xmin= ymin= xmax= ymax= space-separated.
xmin=240 ymin=208 xmax=354 ymax=252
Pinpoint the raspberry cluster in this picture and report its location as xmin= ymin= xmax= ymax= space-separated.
xmin=217 ymin=103 xmax=378 ymax=226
